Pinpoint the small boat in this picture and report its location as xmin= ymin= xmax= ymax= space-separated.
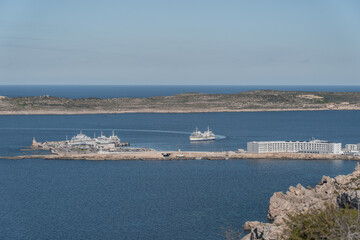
xmin=190 ymin=127 xmax=216 ymax=141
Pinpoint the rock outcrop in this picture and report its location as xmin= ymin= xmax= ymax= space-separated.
xmin=337 ymin=190 xmax=360 ymax=209
xmin=242 ymin=163 xmax=360 ymax=240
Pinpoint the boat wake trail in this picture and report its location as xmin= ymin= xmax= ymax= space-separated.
xmin=0 ymin=127 xmax=191 ymax=135
xmin=0 ymin=127 xmax=227 ymax=139
xmin=215 ymin=135 xmax=226 ymax=140
xmin=113 ymin=129 xmax=191 ymax=135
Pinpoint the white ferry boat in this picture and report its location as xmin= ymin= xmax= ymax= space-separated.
xmin=190 ymin=127 xmax=216 ymax=141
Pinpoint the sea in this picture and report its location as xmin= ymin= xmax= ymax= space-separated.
xmin=0 ymin=85 xmax=360 ymax=240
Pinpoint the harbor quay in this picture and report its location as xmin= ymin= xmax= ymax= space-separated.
xmin=31 ymin=131 xmax=149 ymax=154
xmin=3 ymin=151 xmax=360 ymax=161
xmin=3 ymin=131 xmax=360 ymax=161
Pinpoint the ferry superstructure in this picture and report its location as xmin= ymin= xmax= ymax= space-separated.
xmin=190 ymin=127 xmax=216 ymax=141
xmin=69 ymin=130 xmax=123 ymax=149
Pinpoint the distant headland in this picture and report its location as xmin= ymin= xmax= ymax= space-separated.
xmin=1 ymin=90 xmax=360 ymax=115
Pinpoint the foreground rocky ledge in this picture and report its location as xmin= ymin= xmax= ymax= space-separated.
xmin=242 ymin=163 xmax=360 ymax=240
xmin=1 ymin=151 xmax=360 ymax=161
xmin=1 ymin=90 xmax=360 ymax=115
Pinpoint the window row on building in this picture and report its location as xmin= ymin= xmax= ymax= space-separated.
xmin=247 ymin=139 xmax=342 ymax=154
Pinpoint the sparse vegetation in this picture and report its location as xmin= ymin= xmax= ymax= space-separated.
xmin=284 ymin=205 xmax=360 ymax=240
xmin=1 ymin=90 xmax=360 ymax=114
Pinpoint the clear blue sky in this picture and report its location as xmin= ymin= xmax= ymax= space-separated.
xmin=0 ymin=0 xmax=359 ymax=85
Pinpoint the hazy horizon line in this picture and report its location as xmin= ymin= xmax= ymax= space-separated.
xmin=1 ymin=84 xmax=360 ymax=86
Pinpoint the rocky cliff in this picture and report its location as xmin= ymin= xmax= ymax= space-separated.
xmin=242 ymin=163 xmax=360 ymax=240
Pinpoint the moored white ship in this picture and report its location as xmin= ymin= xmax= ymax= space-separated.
xmin=190 ymin=127 xmax=216 ymax=141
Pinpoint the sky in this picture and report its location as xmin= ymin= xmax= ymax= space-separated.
xmin=0 ymin=0 xmax=359 ymax=85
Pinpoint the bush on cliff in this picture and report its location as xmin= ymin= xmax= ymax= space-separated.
xmin=284 ymin=204 xmax=360 ymax=240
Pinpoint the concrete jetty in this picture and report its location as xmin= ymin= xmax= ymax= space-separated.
xmin=2 ymin=151 xmax=360 ymax=161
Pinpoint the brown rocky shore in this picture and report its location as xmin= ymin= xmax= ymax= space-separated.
xmin=242 ymin=163 xmax=360 ymax=240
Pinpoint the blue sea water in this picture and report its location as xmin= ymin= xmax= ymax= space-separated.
xmin=1 ymin=86 xmax=360 ymax=239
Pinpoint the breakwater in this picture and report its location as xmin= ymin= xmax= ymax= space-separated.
xmin=2 ymin=151 xmax=360 ymax=161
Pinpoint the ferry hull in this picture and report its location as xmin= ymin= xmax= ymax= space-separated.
xmin=190 ymin=137 xmax=216 ymax=141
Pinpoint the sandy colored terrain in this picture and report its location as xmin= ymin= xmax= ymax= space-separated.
xmin=297 ymin=94 xmax=324 ymax=100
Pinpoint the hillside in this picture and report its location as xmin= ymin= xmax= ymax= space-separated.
xmin=1 ymin=90 xmax=360 ymax=115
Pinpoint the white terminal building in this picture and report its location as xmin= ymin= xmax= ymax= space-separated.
xmin=247 ymin=139 xmax=342 ymax=154
xmin=343 ymin=143 xmax=360 ymax=156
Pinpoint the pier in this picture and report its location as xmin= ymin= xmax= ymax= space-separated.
xmin=2 ymin=132 xmax=360 ymax=161
xmin=2 ymin=151 xmax=360 ymax=161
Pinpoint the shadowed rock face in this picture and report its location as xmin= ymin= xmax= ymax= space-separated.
xmin=242 ymin=163 xmax=360 ymax=240
xmin=337 ymin=191 xmax=360 ymax=209
xmin=1 ymin=90 xmax=360 ymax=114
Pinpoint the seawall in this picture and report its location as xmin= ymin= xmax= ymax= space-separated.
xmin=1 ymin=151 xmax=360 ymax=161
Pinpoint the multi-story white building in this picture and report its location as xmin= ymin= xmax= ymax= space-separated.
xmin=343 ymin=143 xmax=360 ymax=155
xmin=344 ymin=144 xmax=360 ymax=151
xmin=247 ymin=139 xmax=342 ymax=154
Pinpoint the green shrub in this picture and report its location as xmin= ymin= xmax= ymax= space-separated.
xmin=284 ymin=204 xmax=360 ymax=240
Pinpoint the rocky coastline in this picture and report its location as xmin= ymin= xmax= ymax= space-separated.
xmin=242 ymin=163 xmax=360 ymax=240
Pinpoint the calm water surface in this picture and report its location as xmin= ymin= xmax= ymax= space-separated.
xmin=0 ymin=158 xmax=356 ymax=240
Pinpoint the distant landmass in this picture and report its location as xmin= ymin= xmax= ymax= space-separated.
xmin=1 ymin=90 xmax=360 ymax=115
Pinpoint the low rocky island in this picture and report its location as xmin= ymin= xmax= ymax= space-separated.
xmin=1 ymin=90 xmax=360 ymax=115
xmin=242 ymin=163 xmax=360 ymax=240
